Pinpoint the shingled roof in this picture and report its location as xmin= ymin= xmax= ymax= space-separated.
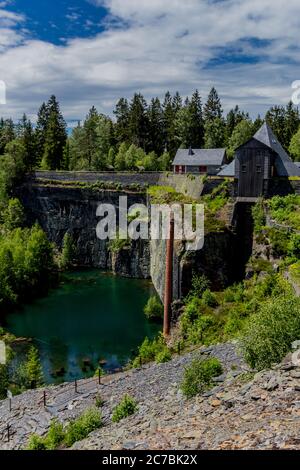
xmin=217 ymin=122 xmax=300 ymax=177
xmin=172 ymin=148 xmax=226 ymax=166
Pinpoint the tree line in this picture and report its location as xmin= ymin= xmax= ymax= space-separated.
xmin=1 ymin=88 xmax=300 ymax=177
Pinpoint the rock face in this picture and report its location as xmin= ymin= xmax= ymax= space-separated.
xmin=18 ymin=183 xmax=150 ymax=278
xmin=18 ymin=181 xmax=240 ymax=292
xmin=2 ymin=343 xmax=300 ymax=450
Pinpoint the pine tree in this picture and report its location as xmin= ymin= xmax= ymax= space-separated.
xmin=25 ymin=346 xmax=44 ymax=389
xmin=284 ymin=101 xmax=300 ymax=149
xmin=83 ymin=106 xmax=99 ymax=170
xmin=17 ymin=114 xmax=36 ymax=170
xmin=162 ymin=91 xmax=178 ymax=156
xmin=147 ymin=97 xmax=164 ymax=155
xmin=265 ymin=106 xmax=286 ymax=147
xmin=60 ymin=232 xmax=76 ymax=269
xmin=204 ymin=88 xmax=225 ymax=148
xmin=114 ymin=98 xmax=130 ymax=145
xmin=41 ymin=96 xmax=67 ymax=170
xmin=252 ymin=115 xmax=264 ymax=134
xmin=204 ymin=118 xmax=226 ymax=148
xmin=35 ymin=102 xmax=49 ymax=166
xmin=0 ymin=118 xmax=15 ymax=155
xmin=176 ymin=90 xmax=204 ymax=148
xmin=225 ymin=106 xmax=249 ymax=142
xmin=128 ymin=93 xmax=149 ymax=150
xmin=204 ymin=87 xmax=223 ymax=121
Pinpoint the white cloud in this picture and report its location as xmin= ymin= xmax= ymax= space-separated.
xmin=0 ymin=0 xmax=300 ymax=122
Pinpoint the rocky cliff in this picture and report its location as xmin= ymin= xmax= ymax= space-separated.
xmin=18 ymin=180 xmax=240 ymax=296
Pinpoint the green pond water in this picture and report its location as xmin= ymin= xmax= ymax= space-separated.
xmin=4 ymin=270 xmax=160 ymax=384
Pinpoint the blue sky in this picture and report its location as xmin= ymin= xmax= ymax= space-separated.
xmin=5 ymin=0 xmax=107 ymax=44
xmin=0 ymin=0 xmax=300 ymax=125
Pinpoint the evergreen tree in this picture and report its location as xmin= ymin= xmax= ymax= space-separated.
xmin=265 ymin=106 xmax=286 ymax=147
xmin=147 ymin=97 xmax=164 ymax=155
xmin=204 ymin=87 xmax=223 ymax=121
xmin=35 ymin=102 xmax=49 ymax=166
xmin=284 ymin=101 xmax=300 ymax=149
xmin=204 ymin=117 xmax=226 ymax=148
xmin=60 ymin=232 xmax=76 ymax=270
xmin=114 ymin=98 xmax=130 ymax=145
xmin=128 ymin=93 xmax=149 ymax=150
xmin=0 ymin=118 xmax=15 ymax=155
xmin=225 ymin=106 xmax=249 ymax=142
xmin=203 ymin=88 xmax=225 ymax=148
xmin=24 ymin=346 xmax=44 ymax=389
xmin=83 ymin=106 xmax=100 ymax=170
xmin=252 ymin=115 xmax=264 ymax=134
xmin=41 ymin=96 xmax=67 ymax=170
xmin=17 ymin=114 xmax=36 ymax=170
xmin=162 ymin=91 xmax=178 ymax=156
xmin=175 ymin=90 xmax=204 ymax=148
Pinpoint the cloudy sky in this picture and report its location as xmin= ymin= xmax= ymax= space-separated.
xmin=0 ymin=0 xmax=299 ymax=125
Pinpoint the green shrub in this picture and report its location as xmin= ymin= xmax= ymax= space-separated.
xmin=64 ymin=407 xmax=102 ymax=447
xmin=27 ymin=434 xmax=48 ymax=450
xmin=252 ymin=199 xmax=266 ymax=233
xmin=241 ymin=295 xmax=300 ymax=370
xmin=112 ymin=395 xmax=138 ymax=423
xmin=202 ymin=289 xmax=218 ymax=307
xmin=144 ymin=296 xmax=163 ymax=320
xmin=132 ymin=333 xmax=170 ymax=366
xmin=44 ymin=420 xmax=65 ymax=450
xmin=189 ymin=273 xmax=211 ymax=298
xmin=155 ymin=349 xmax=172 ymax=363
xmin=181 ymin=357 xmax=223 ymax=398
xmin=27 ymin=409 xmax=102 ymax=450
xmin=267 ymin=228 xmax=290 ymax=257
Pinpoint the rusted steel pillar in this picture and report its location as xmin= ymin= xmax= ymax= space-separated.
xmin=163 ymin=214 xmax=174 ymax=337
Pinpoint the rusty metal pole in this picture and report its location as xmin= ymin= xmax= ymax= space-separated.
xmin=163 ymin=214 xmax=174 ymax=337
xmin=43 ymin=391 xmax=46 ymax=407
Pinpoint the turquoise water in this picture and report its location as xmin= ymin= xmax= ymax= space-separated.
xmin=4 ymin=271 xmax=160 ymax=383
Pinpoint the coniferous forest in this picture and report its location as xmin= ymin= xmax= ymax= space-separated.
xmin=1 ymin=88 xmax=300 ymax=182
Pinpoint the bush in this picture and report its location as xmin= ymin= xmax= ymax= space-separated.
xmin=112 ymin=395 xmax=138 ymax=423
xmin=202 ymin=289 xmax=218 ymax=307
xmin=26 ymin=408 xmax=102 ymax=450
xmin=64 ymin=407 xmax=102 ymax=447
xmin=44 ymin=420 xmax=65 ymax=450
xmin=252 ymin=199 xmax=266 ymax=233
xmin=144 ymin=296 xmax=163 ymax=320
xmin=27 ymin=434 xmax=48 ymax=450
xmin=241 ymin=295 xmax=300 ymax=370
xmin=155 ymin=349 xmax=172 ymax=363
xmin=181 ymin=357 xmax=223 ymax=398
xmin=132 ymin=333 xmax=171 ymax=366
xmin=189 ymin=273 xmax=211 ymax=298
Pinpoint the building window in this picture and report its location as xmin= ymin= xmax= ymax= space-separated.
xmin=199 ymin=165 xmax=207 ymax=173
xmin=241 ymin=164 xmax=247 ymax=173
xmin=256 ymin=165 xmax=262 ymax=173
